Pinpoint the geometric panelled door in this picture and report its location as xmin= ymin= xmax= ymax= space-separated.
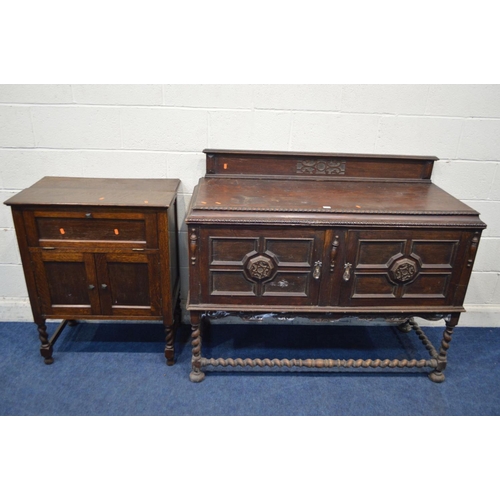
xmin=341 ymin=229 xmax=464 ymax=306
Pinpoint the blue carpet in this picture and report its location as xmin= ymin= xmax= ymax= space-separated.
xmin=0 ymin=320 xmax=499 ymax=415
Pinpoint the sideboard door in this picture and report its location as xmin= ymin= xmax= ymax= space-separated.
xmin=95 ymin=252 xmax=162 ymax=317
xmin=30 ymin=250 xmax=101 ymax=317
xmin=339 ymin=229 xmax=469 ymax=307
xmin=199 ymin=227 xmax=325 ymax=306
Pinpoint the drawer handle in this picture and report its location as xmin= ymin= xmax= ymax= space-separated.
xmin=343 ymin=263 xmax=352 ymax=282
xmin=88 ymin=284 xmax=95 ymax=290
xmin=42 ymin=246 xmax=56 ymax=250
xmin=313 ymin=261 xmax=322 ymax=280
xmin=101 ymin=283 xmax=108 ymax=289
xmin=132 ymin=248 xmax=145 ymax=252
xmin=85 ymin=213 xmax=92 ymax=218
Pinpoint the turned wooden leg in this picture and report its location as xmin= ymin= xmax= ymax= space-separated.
xmin=397 ymin=318 xmax=413 ymax=333
xmin=37 ymin=321 xmax=54 ymax=365
xmin=164 ymin=323 xmax=176 ymax=366
xmin=428 ymin=313 xmax=460 ymax=383
xmin=189 ymin=312 xmax=205 ymax=383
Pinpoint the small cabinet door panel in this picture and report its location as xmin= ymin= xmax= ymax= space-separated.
xmin=95 ymin=252 xmax=161 ymax=316
xmin=201 ymin=227 xmax=324 ymax=305
xmin=31 ymin=251 xmax=100 ymax=316
xmin=340 ymin=229 xmax=467 ymax=307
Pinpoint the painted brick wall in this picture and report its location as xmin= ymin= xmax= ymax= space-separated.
xmin=1 ymin=84 xmax=499 ymax=326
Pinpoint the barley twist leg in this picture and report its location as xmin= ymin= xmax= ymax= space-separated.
xmin=164 ymin=323 xmax=175 ymax=366
xmin=189 ymin=313 xmax=205 ymax=383
xmin=428 ymin=313 xmax=460 ymax=383
xmin=37 ymin=321 xmax=53 ymax=365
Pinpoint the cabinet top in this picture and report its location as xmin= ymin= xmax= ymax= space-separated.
xmin=187 ymin=177 xmax=486 ymax=228
xmin=191 ymin=177 xmax=476 ymax=215
xmin=4 ymin=177 xmax=181 ymax=208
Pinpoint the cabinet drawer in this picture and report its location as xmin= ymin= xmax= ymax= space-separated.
xmin=26 ymin=210 xmax=158 ymax=248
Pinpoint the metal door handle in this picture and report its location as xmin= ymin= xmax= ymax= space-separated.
xmin=313 ymin=261 xmax=322 ymax=279
xmin=101 ymin=283 xmax=108 ymax=289
xmin=88 ymin=284 xmax=95 ymax=290
xmin=343 ymin=263 xmax=352 ymax=282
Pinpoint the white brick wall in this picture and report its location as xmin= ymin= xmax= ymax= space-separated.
xmin=1 ymin=84 xmax=499 ymax=326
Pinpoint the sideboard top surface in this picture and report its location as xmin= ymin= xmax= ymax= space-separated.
xmin=4 ymin=177 xmax=181 ymax=208
xmin=186 ymin=150 xmax=485 ymax=228
xmin=189 ymin=177 xmax=479 ymax=216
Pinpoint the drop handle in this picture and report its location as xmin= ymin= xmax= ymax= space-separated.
xmin=101 ymin=283 xmax=108 ymax=289
xmin=313 ymin=261 xmax=322 ymax=280
xmin=343 ymin=263 xmax=352 ymax=282
xmin=85 ymin=213 xmax=92 ymax=218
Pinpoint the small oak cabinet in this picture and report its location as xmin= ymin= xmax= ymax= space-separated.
xmin=186 ymin=150 xmax=486 ymax=382
xmin=5 ymin=177 xmax=181 ymax=365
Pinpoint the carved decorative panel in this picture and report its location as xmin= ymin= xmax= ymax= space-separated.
xmin=246 ymin=255 xmax=276 ymax=281
xmin=389 ymin=257 xmax=419 ymax=284
xmin=296 ymin=160 xmax=346 ymax=175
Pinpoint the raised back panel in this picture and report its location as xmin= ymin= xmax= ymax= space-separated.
xmin=205 ymin=150 xmax=436 ymax=181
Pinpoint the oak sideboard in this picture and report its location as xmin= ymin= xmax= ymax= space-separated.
xmin=186 ymin=149 xmax=486 ymax=382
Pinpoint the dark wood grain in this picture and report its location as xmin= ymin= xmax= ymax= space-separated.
xmin=203 ymin=149 xmax=437 ymax=179
xmin=4 ymin=177 xmax=180 ymax=365
xmin=5 ymin=177 xmax=180 ymax=208
xmin=190 ymin=178 xmax=477 ymax=215
xmin=186 ymin=149 xmax=486 ymax=383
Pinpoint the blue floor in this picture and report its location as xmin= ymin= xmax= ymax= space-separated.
xmin=0 ymin=320 xmax=499 ymax=415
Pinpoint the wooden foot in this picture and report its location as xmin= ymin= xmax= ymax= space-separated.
xmin=37 ymin=322 xmax=54 ymax=365
xmin=397 ymin=319 xmax=413 ymax=333
xmin=189 ymin=370 xmax=206 ymax=383
xmin=68 ymin=320 xmax=78 ymax=327
xmin=428 ymin=370 xmax=445 ymax=383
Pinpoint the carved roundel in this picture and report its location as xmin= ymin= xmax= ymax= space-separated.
xmin=389 ymin=257 xmax=419 ymax=284
xmin=247 ymin=255 xmax=275 ymax=280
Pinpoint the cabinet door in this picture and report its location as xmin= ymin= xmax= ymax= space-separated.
xmin=95 ymin=252 xmax=161 ymax=317
xmin=30 ymin=250 xmax=100 ymax=317
xmin=339 ymin=229 xmax=468 ymax=307
xmin=199 ymin=227 xmax=324 ymax=306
